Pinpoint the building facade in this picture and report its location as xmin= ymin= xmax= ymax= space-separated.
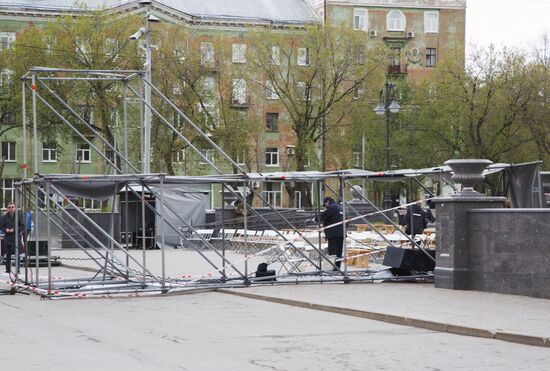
xmin=0 ymin=0 xmax=465 ymax=208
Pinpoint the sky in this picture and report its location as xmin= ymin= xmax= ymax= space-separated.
xmin=466 ymin=0 xmax=550 ymax=52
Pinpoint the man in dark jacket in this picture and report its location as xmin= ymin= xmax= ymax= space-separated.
xmin=1 ymin=202 xmax=24 ymax=274
xmin=320 ymin=197 xmax=344 ymax=269
xmin=404 ymin=203 xmax=427 ymax=237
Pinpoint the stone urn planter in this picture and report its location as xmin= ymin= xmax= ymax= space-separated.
xmin=444 ymin=159 xmax=493 ymax=194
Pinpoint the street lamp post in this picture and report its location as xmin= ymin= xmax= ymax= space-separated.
xmin=374 ymin=80 xmax=400 ymax=213
xmin=129 ymin=0 xmax=159 ymax=174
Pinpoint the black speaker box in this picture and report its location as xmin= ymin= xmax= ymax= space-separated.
xmin=27 ymin=241 xmax=48 ymax=256
xmin=383 ymin=246 xmax=435 ymax=272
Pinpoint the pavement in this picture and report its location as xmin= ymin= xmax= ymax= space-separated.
xmin=37 ymin=248 xmax=550 ymax=347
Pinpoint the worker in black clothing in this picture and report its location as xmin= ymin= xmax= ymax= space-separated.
xmin=320 ymin=197 xmax=344 ymax=269
xmin=399 ymin=202 xmax=427 ymax=237
xmin=1 ymin=202 xmax=24 ymax=274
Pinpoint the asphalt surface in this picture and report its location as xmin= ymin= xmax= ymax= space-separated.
xmin=1 ymin=248 xmax=550 ymax=370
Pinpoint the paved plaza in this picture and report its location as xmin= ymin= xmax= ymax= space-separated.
xmin=1 ymin=249 xmax=550 ymax=370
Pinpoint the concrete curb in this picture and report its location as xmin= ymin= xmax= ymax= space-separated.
xmin=218 ymin=289 xmax=549 ymax=348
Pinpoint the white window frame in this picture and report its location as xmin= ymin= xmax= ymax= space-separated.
xmin=199 ymin=149 xmax=215 ymax=165
xmin=353 ymin=9 xmax=368 ymax=32
xmin=1 ymin=141 xmax=16 ymax=162
xmin=297 ymin=81 xmax=309 ymax=100
xmin=265 ymin=147 xmax=279 ymax=167
xmin=76 ymin=143 xmax=91 ymax=163
xmin=232 ymin=43 xmax=246 ymax=63
xmin=202 ymin=76 xmax=215 ymax=94
xmin=387 ymin=10 xmax=406 ymax=31
xmin=263 ymin=182 xmax=282 ymax=207
xmin=0 ymin=69 xmax=13 ymax=90
xmin=424 ymin=11 xmax=439 ymax=34
xmin=231 ymin=78 xmax=247 ymax=105
xmin=175 ymin=148 xmax=186 ymax=163
xmin=1 ymin=179 xmax=15 ymax=207
xmin=265 ymin=80 xmax=279 ymax=100
xmin=270 ymin=46 xmax=280 ymax=65
xmin=200 ymin=42 xmax=215 ymax=65
xmin=198 ymin=101 xmax=219 ymax=129
xmin=0 ymin=32 xmax=16 ymax=50
xmin=42 ymin=143 xmax=57 ymax=163
xmin=80 ymin=198 xmax=103 ymax=211
xmin=235 ymin=152 xmax=246 ymax=166
xmin=297 ymin=47 xmax=310 ymax=66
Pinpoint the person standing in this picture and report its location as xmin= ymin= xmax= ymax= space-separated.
xmin=320 ymin=197 xmax=344 ymax=270
xmin=1 ymin=202 xmax=24 ymax=274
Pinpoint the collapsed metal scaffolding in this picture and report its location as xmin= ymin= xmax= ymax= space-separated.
xmin=7 ymin=67 xmax=439 ymax=299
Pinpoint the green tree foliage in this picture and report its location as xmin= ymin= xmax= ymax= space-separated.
xmin=248 ymin=24 xmax=386 ymax=205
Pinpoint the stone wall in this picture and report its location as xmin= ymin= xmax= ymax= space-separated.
xmin=467 ymin=209 xmax=550 ymax=299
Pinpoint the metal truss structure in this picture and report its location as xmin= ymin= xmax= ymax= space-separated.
xmin=6 ymin=67 xmax=435 ymax=299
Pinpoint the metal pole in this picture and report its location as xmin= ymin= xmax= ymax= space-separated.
xmin=123 ymin=82 xmax=129 ymax=174
xmin=31 ymin=74 xmax=38 ymax=175
xmin=243 ymin=181 xmax=249 ymax=283
xmin=143 ymin=4 xmax=152 ymax=174
xmin=46 ymin=181 xmax=52 ymax=292
xmin=316 ymin=180 xmax=323 ymax=272
xmin=21 ymin=81 xmax=27 ymax=179
xmin=361 ymin=126 xmax=366 ymax=192
xmin=141 ymin=183 xmax=147 ymax=285
xmin=340 ymin=176 xmax=348 ymax=278
xmin=34 ymin=183 xmax=40 ymax=285
xmin=159 ymin=176 xmax=166 ymax=292
xmin=221 ymin=183 xmax=226 ymax=282
xmin=384 ymin=81 xmax=392 ymax=214
xmin=14 ymin=187 xmax=20 ymax=277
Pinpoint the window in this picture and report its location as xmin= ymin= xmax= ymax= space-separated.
xmin=265 ymin=147 xmax=279 ymax=167
xmin=424 ymin=11 xmax=439 ymax=33
xmin=0 ymin=32 xmax=16 ymax=50
xmin=297 ymin=47 xmax=310 ymax=66
xmin=387 ymin=10 xmax=405 ymax=31
xmin=355 ymin=49 xmax=366 ymax=65
xmin=232 ymin=43 xmax=246 ymax=63
xmin=265 ymin=80 xmax=278 ymax=100
xmin=235 ymin=151 xmax=246 ymax=166
xmin=270 ymin=46 xmax=280 ymax=65
xmin=319 ymin=9 xmax=324 ymax=25
xmin=199 ymin=149 xmax=215 ymax=164
xmin=263 ymin=182 xmax=282 ymax=207
xmin=388 ymin=46 xmax=402 ymax=74
xmin=0 ymin=69 xmax=12 ymax=94
xmin=76 ymin=143 xmax=91 ymax=163
xmin=426 ymin=48 xmax=437 ymax=68
xmin=1 ymin=179 xmax=15 ymax=207
xmin=104 ymin=149 xmax=119 ymax=168
xmin=78 ymin=198 xmax=103 ymax=211
xmin=202 ymin=76 xmax=215 ymax=95
xmin=198 ymin=101 xmax=219 ymax=129
xmin=175 ymin=148 xmax=186 ymax=163
xmin=297 ymin=81 xmax=309 ymax=100
xmin=77 ymin=104 xmax=94 ymax=125
xmin=353 ymin=82 xmax=365 ymax=99
xmin=42 ymin=143 xmax=57 ymax=162
xmin=353 ymin=9 xmax=368 ymax=31
xmin=1 ymin=141 xmax=16 ymax=161
xmin=231 ymin=78 xmax=247 ymax=105
xmin=266 ymin=112 xmax=279 ymax=132
xmin=200 ymin=42 xmax=215 ymax=65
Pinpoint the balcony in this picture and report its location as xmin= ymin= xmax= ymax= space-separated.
xmin=387 ymin=64 xmax=407 ymax=75
xmin=230 ymin=95 xmax=250 ymax=108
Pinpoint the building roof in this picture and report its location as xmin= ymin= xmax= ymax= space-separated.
xmin=308 ymin=0 xmax=466 ymax=10
xmin=0 ymin=0 xmax=319 ymax=24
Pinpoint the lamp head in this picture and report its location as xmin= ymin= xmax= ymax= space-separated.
xmin=129 ymin=27 xmax=147 ymax=40
xmin=147 ymin=13 xmax=160 ymax=22
xmin=373 ymin=102 xmax=385 ymax=116
xmin=389 ymin=100 xmax=401 ymax=113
